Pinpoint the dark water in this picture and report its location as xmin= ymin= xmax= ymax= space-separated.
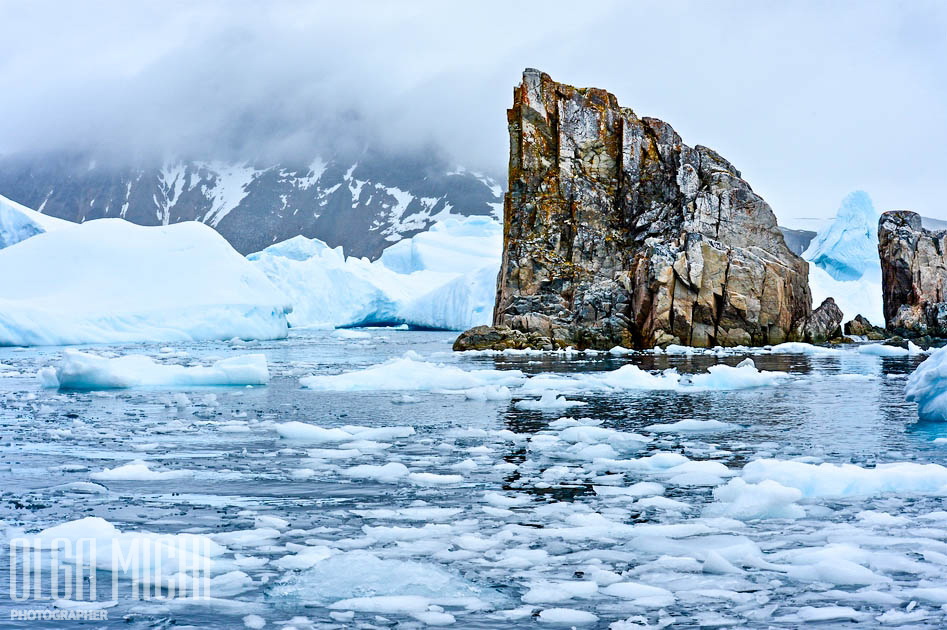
xmin=0 ymin=330 xmax=943 ymax=629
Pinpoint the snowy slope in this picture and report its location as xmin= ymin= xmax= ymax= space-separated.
xmin=0 ymin=193 xmax=72 ymax=249
xmin=249 ymin=216 xmax=501 ymax=330
xmin=804 ymin=192 xmax=884 ymax=324
xmin=0 ymin=219 xmax=290 ymax=346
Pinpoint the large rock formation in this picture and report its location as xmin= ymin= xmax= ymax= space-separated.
xmin=879 ymin=211 xmax=947 ymax=338
xmin=456 ymin=69 xmax=812 ymax=351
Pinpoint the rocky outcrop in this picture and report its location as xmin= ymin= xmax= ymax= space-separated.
xmin=844 ymin=314 xmax=886 ymax=340
xmin=461 ymin=69 xmax=812 ymax=350
xmin=779 ymin=227 xmax=817 ymax=256
xmin=453 ymin=325 xmax=553 ymax=351
xmin=879 ymin=211 xmax=947 ymax=338
xmin=804 ymin=298 xmax=843 ymax=342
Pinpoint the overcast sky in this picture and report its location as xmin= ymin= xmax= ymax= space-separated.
xmin=0 ymin=0 xmax=944 ymax=227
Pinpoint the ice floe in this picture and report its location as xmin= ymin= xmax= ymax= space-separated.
xmin=39 ymin=350 xmax=269 ymax=389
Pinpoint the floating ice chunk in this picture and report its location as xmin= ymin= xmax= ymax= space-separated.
xmin=742 ymin=458 xmax=947 ymax=497
xmin=273 ymin=545 xmax=334 ymax=570
xmin=601 ymin=582 xmax=675 ymax=608
xmin=0 ymin=219 xmax=289 ymax=346
xmin=769 ymin=342 xmax=841 ymax=355
xmin=858 ymin=343 xmax=909 ymax=357
xmin=91 ymin=460 xmax=192 ymax=481
xmin=463 ymin=386 xmax=512 ymax=401
xmin=329 ymin=595 xmax=430 ymax=613
xmin=29 ymin=517 xmax=224 ymax=582
xmin=592 ymin=482 xmax=664 ymax=498
xmin=276 ymin=421 xmax=414 ymax=443
xmin=688 ymin=360 xmax=787 ymax=390
xmin=906 ymin=345 xmax=947 ymax=421
xmin=522 ymin=580 xmax=598 ymax=604
xmin=300 ymin=356 xmax=524 ymax=391
xmin=271 ymin=551 xmax=500 ymax=607
xmin=515 ymin=391 xmax=587 ymax=411
xmin=333 ymin=328 xmax=372 ymax=339
xmin=41 ymin=350 xmax=268 ymax=390
xmin=408 ymin=472 xmax=464 ymax=486
xmin=411 ymin=610 xmax=456 ymax=625
xmin=342 ymin=462 xmax=410 ymax=483
xmin=536 ymin=608 xmax=598 ymax=625
xmin=632 ymin=496 xmax=691 ymax=512
xmin=212 ymin=528 xmax=281 ymax=547
xmin=796 ymin=606 xmax=869 ymax=623
xmin=242 ymin=614 xmax=266 ymax=629
xmin=704 ymin=478 xmax=804 ymax=520
xmin=645 ymin=419 xmax=737 ymax=433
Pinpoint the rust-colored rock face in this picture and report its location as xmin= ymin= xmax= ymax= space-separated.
xmin=464 ymin=69 xmax=811 ymax=350
xmin=878 ymin=211 xmax=947 ymax=337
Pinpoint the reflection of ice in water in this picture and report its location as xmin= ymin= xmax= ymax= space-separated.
xmin=1 ymin=329 xmax=945 ymax=628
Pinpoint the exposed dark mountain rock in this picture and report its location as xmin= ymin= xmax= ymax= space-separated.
xmin=779 ymin=227 xmax=817 ymax=256
xmin=0 ymin=149 xmax=501 ymax=259
xmin=879 ymin=210 xmax=947 ymax=338
xmin=457 ymin=69 xmax=812 ymax=351
xmin=844 ymin=314 xmax=886 ymax=340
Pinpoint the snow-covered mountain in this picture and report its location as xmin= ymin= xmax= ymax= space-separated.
xmin=0 ymin=149 xmax=502 ymax=259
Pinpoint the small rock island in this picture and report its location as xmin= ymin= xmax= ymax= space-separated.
xmin=456 ymin=69 xmax=826 ymax=351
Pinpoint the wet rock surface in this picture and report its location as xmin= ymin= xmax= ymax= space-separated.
xmin=879 ymin=211 xmax=947 ymax=338
xmin=844 ymin=314 xmax=886 ymax=340
xmin=462 ymin=69 xmax=812 ymax=351
xmin=804 ymin=297 xmax=843 ymax=343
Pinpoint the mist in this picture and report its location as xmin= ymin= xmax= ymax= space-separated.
xmin=1 ymin=0 xmax=945 ymax=225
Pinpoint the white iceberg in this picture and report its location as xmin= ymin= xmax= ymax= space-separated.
xmin=906 ymin=345 xmax=947 ymax=421
xmin=39 ymin=349 xmax=269 ymax=389
xmin=0 ymin=219 xmax=290 ymax=346
xmin=300 ymin=355 xmax=525 ymax=391
xmin=0 ymin=193 xmax=72 ymax=249
xmin=803 ymin=191 xmax=879 ymax=282
xmin=803 ymin=191 xmax=883 ymax=324
xmin=378 ymin=215 xmax=501 ymax=275
xmin=249 ymin=216 xmax=501 ymax=331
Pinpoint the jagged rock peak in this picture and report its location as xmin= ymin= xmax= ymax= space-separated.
xmin=879 ymin=210 xmax=947 ymax=338
xmin=457 ymin=69 xmax=813 ymax=351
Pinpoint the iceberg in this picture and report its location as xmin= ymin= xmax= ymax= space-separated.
xmin=378 ymin=216 xmax=501 ymax=275
xmin=803 ymin=191 xmax=883 ymax=324
xmin=0 ymin=219 xmax=290 ymax=346
xmin=39 ymin=349 xmax=269 ymax=389
xmin=906 ymin=345 xmax=947 ymax=421
xmin=249 ymin=216 xmax=501 ymax=331
xmin=0 ymin=193 xmax=72 ymax=249
xmin=803 ymin=191 xmax=879 ymax=282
